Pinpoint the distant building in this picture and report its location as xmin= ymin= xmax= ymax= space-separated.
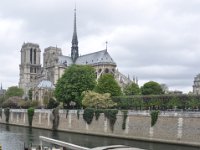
xmin=19 ymin=9 xmax=132 ymax=105
xmin=193 ymin=74 xmax=200 ymax=94
xmin=0 ymin=83 xmax=6 ymax=97
xmin=168 ymin=90 xmax=183 ymax=95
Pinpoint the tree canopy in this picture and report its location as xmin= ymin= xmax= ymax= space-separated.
xmin=82 ymin=91 xmax=116 ymax=109
xmin=5 ymin=86 xmax=24 ymax=99
xmin=54 ymin=65 xmax=96 ymax=108
xmin=141 ymin=81 xmax=164 ymax=95
xmin=123 ymin=82 xmax=140 ymax=95
xmin=95 ymin=73 xmax=122 ymax=96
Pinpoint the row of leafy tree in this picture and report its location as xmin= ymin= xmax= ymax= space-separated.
xmin=112 ymin=94 xmax=200 ymax=110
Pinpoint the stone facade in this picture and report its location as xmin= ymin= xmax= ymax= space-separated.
xmin=19 ymin=9 xmax=133 ymax=101
xmin=193 ymin=74 xmax=200 ymax=94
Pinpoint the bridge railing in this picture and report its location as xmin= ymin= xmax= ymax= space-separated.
xmin=39 ymin=136 xmax=89 ymax=150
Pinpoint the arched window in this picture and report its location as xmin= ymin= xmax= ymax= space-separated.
xmin=30 ymin=48 xmax=32 ymax=64
xmin=104 ymin=68 xmax=109 ymax=73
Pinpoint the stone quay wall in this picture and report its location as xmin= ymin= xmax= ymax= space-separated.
xmin=0 ymin=109 xmax=200 ymax=147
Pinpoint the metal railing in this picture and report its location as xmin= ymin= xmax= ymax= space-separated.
xmin=39 ymin=136 xmax=89 ymax=150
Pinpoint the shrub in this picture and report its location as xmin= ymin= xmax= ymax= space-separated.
xmin=150 ymin=110 xmax=159 ymax=127
xmin=4 ymin=108 xmax=10 ymax=123
xmin=2 ymin=96 xmax=22 ymax=108
xmin=30 ymin=100 xmax=39 ymax=108
xmin=52 ymin=107 xmax=59 ymax=130
xmin=83 ymin=108 xmax=94 ymax=124
xmin=18 ymin=100 xmax=31 ymax=109
xmin=104 ymin=109 xmax=118 ymax=132
xmin=94 ymin=109 xmax=104 ymax=120
xmin=47 ymin=98 xmax=59 ymax=109
xmin=28 ymin=107 xmax=35 ymax=126
xmin=0 ymin=108 xmax=2 ymax=118
xmin=122 ymin=110 xmax=128 ymax=130
xmin=77 ymin=109 xmax=80 ymax=119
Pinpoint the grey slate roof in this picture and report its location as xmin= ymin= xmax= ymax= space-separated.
xmin=57 ymin=50 xmax=116 ymax=67
xmin=75 ymin=50 xmax=116 ymax=66
xmin=58 ymin=56 xmax=73 ymax=67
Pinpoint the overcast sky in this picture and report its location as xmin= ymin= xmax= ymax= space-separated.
xmin=0 ymin=0 xmax=200 ymax=93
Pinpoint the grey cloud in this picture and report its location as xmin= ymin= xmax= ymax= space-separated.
xmin=0 ymin=0 xmax=199 ymax=92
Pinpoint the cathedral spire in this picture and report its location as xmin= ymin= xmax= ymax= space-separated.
xmin=71 ymin=6 xmax=79 ymax=63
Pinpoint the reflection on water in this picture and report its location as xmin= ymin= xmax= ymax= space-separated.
xmin=0 ymin=124 xmax=199 ymax=150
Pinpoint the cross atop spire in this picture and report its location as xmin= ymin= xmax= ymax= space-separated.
xmin=105 ymin=41 xmax=108 ymax=51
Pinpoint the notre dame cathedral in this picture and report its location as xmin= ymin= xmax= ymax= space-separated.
xmin=19 ymin=9 xmax=133 ymax=105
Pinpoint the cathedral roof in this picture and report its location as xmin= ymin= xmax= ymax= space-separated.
xmin=75 ymin=50 xmax=116 ymax=66
xmin=58 ymin=56 xmax=73 ymax=67
xmin=37 ymin=80 xmax=55 ymax=89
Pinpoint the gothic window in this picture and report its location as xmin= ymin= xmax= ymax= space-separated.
xmin=34 ymin=49 xmax=36 ymax=64
xmin=105 ymin=68 xmax=109 ymax=73
xmin=98 ymin=68 xmax=102 ymax=73
xmin=30 ymin=48 xmax=32 ymax=64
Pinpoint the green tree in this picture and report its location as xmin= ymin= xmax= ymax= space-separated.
xmin=54 ymin=65 xmax=96 ymax=108
xmin=82 ymin=91 xmax=116 ymax=109
xmin=47 ymin=98 xmax=59 ymax=109
xmin=124 ymin=83 xmax=140 ymax=95
xmin=5 ymin=86 xmax=24 ymax=99
xmin=95 ymin=73 xmax=122 ymax=96
xmin=141 ymin=81 xmax=163 ymax=95
xmin=28 ymin=89 xmax=32 ymax=100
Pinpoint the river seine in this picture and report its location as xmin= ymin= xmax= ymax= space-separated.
xmin=0 ymin=124 xmax=199 ymax=150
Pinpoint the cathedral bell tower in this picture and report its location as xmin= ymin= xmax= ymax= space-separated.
xmin=71 ymin=8 xmax=79 ymax=63
xmin=19 ymin=43 xmax=41 ymax=97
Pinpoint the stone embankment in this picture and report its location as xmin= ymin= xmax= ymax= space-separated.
xmin=0 ymin=109 xmax=200 ymax=147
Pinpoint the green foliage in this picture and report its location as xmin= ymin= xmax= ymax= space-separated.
xmin=112 ymin=94 xmax=200 ymax=110
xmin=112 ymin=96 xmax=143 ymax=110
xmin=47 ymin=98 xmax=59 ymax=109
xmin=5 ymin=86 xmax=24 ymax=99
xmin=30 ymin=100 xmax=39 ymax=108
xmin=141 ymin=81 xmax=164 ymax=95
xmin=28 ymin=107 xmax=35 ymax=126
xmin=0 ymin=108 xmax=2 ymax=118
xmin=122 ymin=110 xmax=128 ymax=130
xmin=55 ymin=65 xmax=96 ymax=108
xmin=124 ymin=83 xmax=140 ymax=95
xmin=94 ymin=109 xmax=104 ymax=120
xmin=4 ymin=108 xmax=10 ymax=123
xmin=2 ymin=96 xmax=22 ymax=108
xmin=167 ymin=97 xmax=181 ymax=109
xmin=18 ymin=100 xmax=31 ymax=109
xmin=83 ymin=108 xmax=94 ymax=124
xmin=66 ymin=109 xmax=69 ymax=118
xmin=82 ymin=91 xmax=117 ymax=109
xmin=187 ymin=98 xmax=200 ymax=109
xmin=95 ymin=74 xmax=122 ymax=96
xmin=28 ymin=89 xmax=32 ymax=100
xmin=77 ymin=109 xmax=80 ymax=119
xmin=52 ymin=107 xmax=60 ymax=130
xmin=150 ymin=110 xmax=159 ymax=127
xmin=104 ymin=109 xmax=118 ymax=132
xmin=0 ymin=96 xmax=5 ymax=107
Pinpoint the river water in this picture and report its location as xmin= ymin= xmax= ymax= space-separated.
xmin=0 ymin=124 xmax=199 ymax=150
